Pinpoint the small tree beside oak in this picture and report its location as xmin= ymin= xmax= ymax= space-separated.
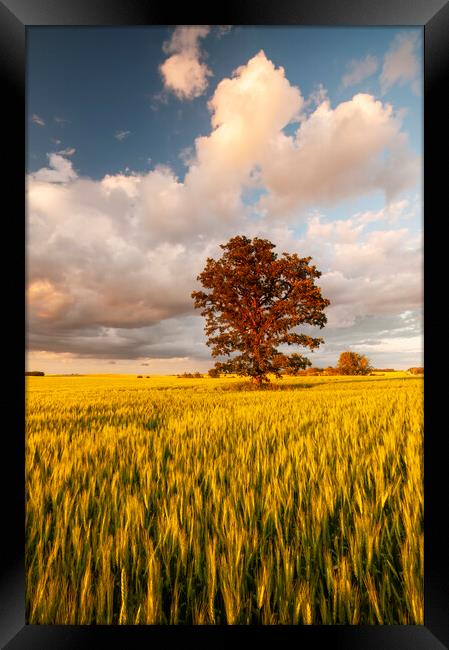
xmin=192 ymin=235 xmax=330 ymax=386
xmin=337 ymin=351 xmax=372 ymax=375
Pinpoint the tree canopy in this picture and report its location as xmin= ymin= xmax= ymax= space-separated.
xmin=337 ymin=351 xmax=372 ymax=376
xmin=192 ymin=235 xmax=330 ymax=385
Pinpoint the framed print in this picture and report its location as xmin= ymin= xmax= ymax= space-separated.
xmin=1 ymin=0 xmax=448 ymax=648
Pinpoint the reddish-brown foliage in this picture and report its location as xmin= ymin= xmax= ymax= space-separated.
xmin=192 ymin=236 xmax=330 ymax=385
xmin=336 ymin=351 xmax=372 ymax=376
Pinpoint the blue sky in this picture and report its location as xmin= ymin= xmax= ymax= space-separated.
xmin=26 ymin=26 xmax=423 ymax=373
xmin=27 ymin=26 xmax=423 ymax=180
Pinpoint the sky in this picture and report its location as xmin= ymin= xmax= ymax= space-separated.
xmin=26 ymin=26 xmax=423 ymax=374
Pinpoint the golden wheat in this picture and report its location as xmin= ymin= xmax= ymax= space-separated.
xmin=25 ymin=372 xmax=423 ymax=624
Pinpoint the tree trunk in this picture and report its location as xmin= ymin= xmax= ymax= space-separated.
xmin=254 ymin=374 xmax=264 ymax=388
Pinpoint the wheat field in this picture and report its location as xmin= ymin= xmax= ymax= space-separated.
xmin=25 ymin=373 xmax=423 ymax=625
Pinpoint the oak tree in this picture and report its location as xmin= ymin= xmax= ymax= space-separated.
xmin=192 ymin=236 xmax=330 ymax=386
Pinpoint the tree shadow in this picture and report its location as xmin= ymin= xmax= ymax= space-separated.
xmin=218 ymin=381 xmax=324 ymax=392
xmin=216 ymin=375 xmax=415 ymax=392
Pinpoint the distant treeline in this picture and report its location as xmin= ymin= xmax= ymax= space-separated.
xmin=177 ymin=372 xmax=203 ymax=378
xmin=174 ymin=367 xmax=406 ymax=379
xmin=25 ymin=371 xmax=45 ymax=376
xmin=407 ymin=367 xmax=424 ymax=375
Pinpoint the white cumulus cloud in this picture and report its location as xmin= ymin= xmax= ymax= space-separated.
xmin=30 ymin=153 xmax=78 ymax=184
xmin=258 ymin=92 xmax=419 ymax=216
xmin=159 ymin=25 xmax=212 ymax=100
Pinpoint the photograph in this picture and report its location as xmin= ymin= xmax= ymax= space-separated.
xmin=23 ymin=23 xmax=426 ymax=627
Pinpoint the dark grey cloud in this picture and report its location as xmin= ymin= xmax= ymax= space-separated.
xmin=26 ymin=316 xmax=210 ymax=361
xmin=305 ymin=309 xmax=423 ymax=367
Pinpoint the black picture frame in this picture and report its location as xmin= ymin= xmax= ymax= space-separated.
xmin=2 ymin=1 xmax=447 ymax=647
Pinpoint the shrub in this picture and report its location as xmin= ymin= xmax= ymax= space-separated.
xmin=25 ymin=371 xmax=45 ymax=376
xmin=305 ymin=367 xmax=322 ymax=376
xmin=407 ymin=367 xmax=424 ymax=375
xmin=337 ymin=352 xmax=372 ymax=376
